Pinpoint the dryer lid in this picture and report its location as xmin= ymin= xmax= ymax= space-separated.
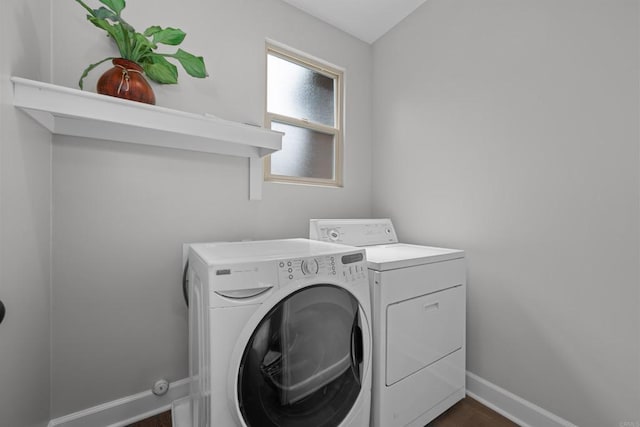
xmin=364 ymin=243 xmax=464 ymax=271
xmin=309 ymin=219 xmax=464 ymax=270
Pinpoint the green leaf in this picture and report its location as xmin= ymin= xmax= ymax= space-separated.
xmin=87 ymin=16 xmax=113 ymax=33
xmin=75 ymin=0 xmax=96 ymax=17
xmin=98 ymin=0 xmax=125 ymax=15
xmin=120 ymin=20 xmax=135 ymax=33
xmin=93 ymin=6 xmax=117 ymax=21
xmin=135 ymin=33 xmax=156 ymax=51
xmin=88 ymin=17 xmax=127 ymax=56
xmin=88 ymin=17 xmax=119 ymax=40
xmin=169 ymin=49 xmax=207 ymax=78
xmin=78 ymin=56 xmax=115 ymax=89
xmin=129 ymin=33 xmax=155 ymax=62
xmin=143 ymin=26 xmax=162 ymax=37
xmin=93 ymin=3 xmax=135 ymax=32
xmin=142 ymin=55 xmax=178 ymax=84
xmin=151 ymin=27 xmax=186 ymax=46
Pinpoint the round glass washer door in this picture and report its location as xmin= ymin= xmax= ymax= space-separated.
xmin=237 ymin=284 xmax=365 ymax=427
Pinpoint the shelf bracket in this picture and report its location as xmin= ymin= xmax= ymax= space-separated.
xmin=249 ymin=157 xmax=264 ymax=200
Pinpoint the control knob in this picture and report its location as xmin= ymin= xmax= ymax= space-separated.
xmin=301 ymin=259 xmax=319 ymax=275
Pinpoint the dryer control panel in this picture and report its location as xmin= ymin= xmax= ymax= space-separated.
xmin=310 ymin=218 xmax=398 ymax=247
xmin=278 ymin=252 xmax=367 ymax=283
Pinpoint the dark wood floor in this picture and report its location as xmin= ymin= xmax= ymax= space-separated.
xmin=427 ymin=397 xmax=518 ymax=427
xmin=127 ymin=397 xmax=517 ymax=426
xmin=126 ymin=410 xmax=172 ymax=427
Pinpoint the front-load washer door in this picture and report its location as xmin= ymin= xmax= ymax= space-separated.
xmin=237 ymin=284 xmax=365 ymax=427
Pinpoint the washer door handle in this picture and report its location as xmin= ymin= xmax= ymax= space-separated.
xmin=350 ymin=312 xmax=363 ymax=384
xmin=215 ymin=287 xmax=272 ymax=299
xmin=0 ymin=300 xmax=5 ymax=325
xmin=351 ymin=323 xmax=363 ymax=363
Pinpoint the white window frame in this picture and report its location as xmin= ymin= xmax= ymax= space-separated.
xmin=264 ymin=42 xmax=344 ymax=187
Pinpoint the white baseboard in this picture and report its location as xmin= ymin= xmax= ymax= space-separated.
xmin=47 ymin=372 xmax=575 ymax=427
xmin=48 ymin=378 xmax=190 ymax=427
xmin=466 ymin=371 xmax=577 ymax=427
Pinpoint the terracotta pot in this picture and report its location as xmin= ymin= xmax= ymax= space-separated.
xmin=97 ymin=58 xmax=156 ymax=105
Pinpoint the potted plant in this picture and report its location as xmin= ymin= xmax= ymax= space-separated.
xmin=75 ymin=0 xmax=208 ymax=104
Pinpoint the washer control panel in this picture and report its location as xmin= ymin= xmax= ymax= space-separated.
xmin=278 ymin=251 xmax=367 ymax=284
xmin=310 ymin=218 xmax=398 ymax=247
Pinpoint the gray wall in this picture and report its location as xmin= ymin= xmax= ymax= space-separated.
xmin=50 ymin=0 xmax=372 ymax=416
xmin=0 ymin=0 xmax=52 ymax=426
xmin=372 ymin=1 xmax=640 ymax=426
xmin=7 ymin=0 xmax=638 ymax=423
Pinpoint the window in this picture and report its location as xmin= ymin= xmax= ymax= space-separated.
xmin=265 ymin=43 xmax=343 ymax=186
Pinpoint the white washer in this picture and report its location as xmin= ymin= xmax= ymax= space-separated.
xmin=310 ymin=219 xmax=466 ymax=427
xmin=187 ymin=238 xmax=372 ymax=427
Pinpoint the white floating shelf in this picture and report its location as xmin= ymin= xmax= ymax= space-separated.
xmin=11 ymin=77 xmax=283 ymax=200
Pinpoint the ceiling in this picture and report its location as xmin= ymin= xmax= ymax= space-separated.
xmin=280 ymin=0 xmax=428 ymax=44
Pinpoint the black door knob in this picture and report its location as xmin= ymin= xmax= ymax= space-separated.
xmin=0 ymin=300 xmax=5 ymax=325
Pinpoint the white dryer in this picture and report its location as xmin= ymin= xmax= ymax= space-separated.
xmin=310 ymin=219 xmax=466 ymax=427
xmin=187 ymin=238 xmax=372 ymax=427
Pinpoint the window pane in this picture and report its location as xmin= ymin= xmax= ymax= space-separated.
xmin=268 ymin=54 xmax=335 ymax=127
xmin=270 ymin=122 xmax=334 ymax=180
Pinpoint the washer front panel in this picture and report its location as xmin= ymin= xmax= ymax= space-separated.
xmin=189 ymin=240 xmax=372 ymax=427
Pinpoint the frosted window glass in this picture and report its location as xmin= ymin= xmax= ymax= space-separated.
xmin=268 ymin=55 xmax=335 ymax=127
xmin=270 ymin=122 xmax=334 ymax=180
